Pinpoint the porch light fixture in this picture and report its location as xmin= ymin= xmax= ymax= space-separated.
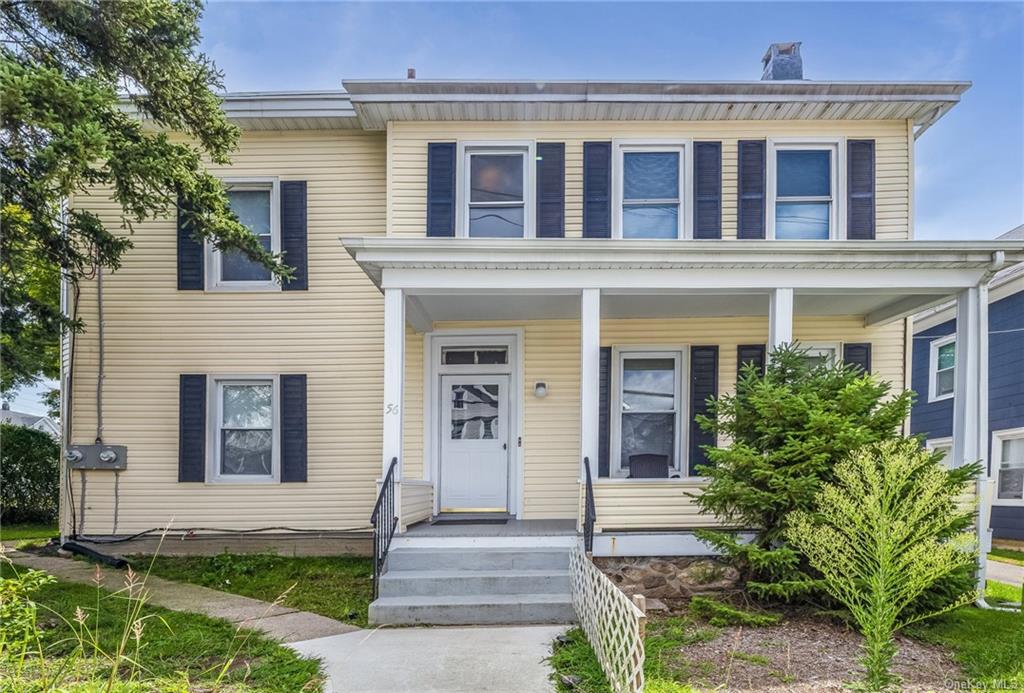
xmin=534 ymin=382 xmax=548 ymax=398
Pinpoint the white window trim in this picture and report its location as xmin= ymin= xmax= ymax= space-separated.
xmin=928 ymin=334 xmax=956 ymax=403
xmin=423 ymin=329 xmax=524 ymax=516
xmin=766 ymin=138 xmax=846 ymax=241
xmin=993 ymin=427 xmax=1024 ymax=506
xmin=206 ymin=374 xmax=281 ymax=484
xmin=800 ymin=342 xmax=841 ymax=365
xmin=206 ymin=177 xmax=281 ymax=291
xmin=609 ymin=345 xmax=689 ymax=480
xmin=612 ymin=138 xmax=693 ymax=240
xmin=925 ymin=436 xmax=954 ymax=468
xmin=455 ymin=141 xmax=536 ymax=239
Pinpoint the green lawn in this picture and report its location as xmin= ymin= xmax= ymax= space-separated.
xmin=1 ymin=561 xmax=322 ymax=692
xmin=908 ymin=581 xmax=1023 ymax=690
xmin=141 ymin=552 xmax=374 ymax=627
xmin=990 ymin=548 xmax=1024 ymax=567
xmin=0 ymin=522 xmax=58 ymax=542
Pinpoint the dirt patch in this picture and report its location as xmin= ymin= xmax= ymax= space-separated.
xmin=650 ymin=615 xmax=962 ymax=692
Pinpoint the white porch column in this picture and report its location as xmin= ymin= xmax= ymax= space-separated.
xmin=580 ymin=289 xmax=601 ymax=480
xmin=768 ymin=288 xmax=794 ymax=355
xmin=383 ymin=288 xmax=405 ymax=479
xmin=950 ymin=285 xmax=992 ymax=595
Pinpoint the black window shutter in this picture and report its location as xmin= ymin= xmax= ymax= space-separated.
xmin=843 ymin=343 xmax=872 ymax=373
xmin=583 ymin=142 xmax=611 ymax=238
xmin=536 ymin=142 xmax=565 ymax=238
xmin=598 ymin=346 xmax=611 ymax=478
xmin=281 ymin=181 xmax=308 ymax=291
xmin=178 ymin=374 xmax=206 ymax=482
xmin=694 ymin=142 xmax=722 ymax=239
xmin=176 ymin=195 xmax=204 ymax=290
xmin=737 ymin=140 xmax=766 ymax=239
xmin=280 ymin=374 xmax=308 ymax=482
xmin=847 ymin=139 xmax=876 ymax=240
xmin=426 ymin=142 xmax=456 ymax=237
xmin=689 ymin=346 xmax=719 ymax=475
xmin=737 ymin=344 xmax=767 ymax=377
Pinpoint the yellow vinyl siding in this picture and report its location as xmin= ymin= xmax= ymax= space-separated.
xmin=592 ymin=482 xmax=715 ymax=531
xmin=401 ymin=316 xmax=905 ymax=527
xmin=387 ymin=120 xmax=910 ymax=240
xmin=400 ymin=480 xmax=433 ymax=531
xmin=66 ymin=130 xmax=387 ymax=535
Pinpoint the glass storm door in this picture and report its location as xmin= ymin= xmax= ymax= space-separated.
xmin=440 ymin=375 xmax=510 ymax=512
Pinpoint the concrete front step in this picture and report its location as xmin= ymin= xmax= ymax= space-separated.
xmin=386 ymin=546 xmax=570 ymax=572
xmin=379 ymin=569 xmax=570 ymax=597
xmin=369 ymin=593 xmax=575 ymax=625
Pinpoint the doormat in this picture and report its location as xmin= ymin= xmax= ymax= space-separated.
xmin=431 ymin=518 xmax=508 ymax=525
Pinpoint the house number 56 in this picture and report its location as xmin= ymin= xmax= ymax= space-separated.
xmin=385 ymin=403 xmax=400 ymax=415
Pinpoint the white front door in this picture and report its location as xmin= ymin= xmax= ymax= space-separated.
xmin=440 ymin=374 xmax=510 ymax=512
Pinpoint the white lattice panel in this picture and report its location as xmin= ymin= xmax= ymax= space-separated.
xmin=569 ymin=547 xmax=647 ymax=693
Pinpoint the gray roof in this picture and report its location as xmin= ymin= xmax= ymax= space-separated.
xmin=121 ymin=78 xmax=968 ymax=135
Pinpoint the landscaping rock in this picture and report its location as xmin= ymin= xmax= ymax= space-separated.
xmin=593 ymin=556 xmax=740 ymax=599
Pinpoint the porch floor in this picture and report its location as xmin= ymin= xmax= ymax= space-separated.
xmin=404 ymin=517 xmax=577 ymax=538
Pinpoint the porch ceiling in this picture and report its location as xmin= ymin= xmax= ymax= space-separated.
xmin=408 ymin=290 xmax=964 ymax=326
xmin=344 ymin=238 xmax=1024 ymax=328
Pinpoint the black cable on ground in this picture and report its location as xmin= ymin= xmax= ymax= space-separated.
xmin=72 ymin=524 xmax=374 ymax=544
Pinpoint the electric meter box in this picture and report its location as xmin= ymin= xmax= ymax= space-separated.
xmin=66 ymin=444 xmax=127 ymax=471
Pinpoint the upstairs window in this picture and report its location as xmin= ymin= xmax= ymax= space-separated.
xmin=462 ymin=145 xmax=531 ymax=238
xmin=614 ymin=143 xmax=687 ymax=239
xmin=929 ymin=336 xmax=955 ymax=402
xmin=772 ymin=144 xmax=836 ymax=240
xmin=209 ymin=180 xmax=280 ymax=290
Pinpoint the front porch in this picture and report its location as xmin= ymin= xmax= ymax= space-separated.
xmin=349 ymin=238 xmax=1011 ymax=550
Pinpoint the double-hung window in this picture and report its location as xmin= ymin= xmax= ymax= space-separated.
xmin=925 ymin=437 xmax=954 ymax=468
xmin=614 ymin=143 xmax=688 ymax=239
xmin=994 ymin=429 xmax=1024 ymax=503
xmin=771 ymin=143 xmax=837 ymax=240
xmin=210 ymin=377 xmax=279 ymax=482
xmin=612 ymin=349 xmax=685 ymax=478
xmin=799 ymin=343 xmax=839 ymax=369
xmin=210 ymin=179 xmax=280 ymax=289
xmin=461 ymin=144 xmax=532 ymax=238
xmin=928 ymin=336 xmax=956 ymax=402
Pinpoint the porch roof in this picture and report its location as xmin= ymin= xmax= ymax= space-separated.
xmin=343 ymin=238 xmax=1024 ymax=328
xmin=343 ymin=238 xmax=1022 ymax=284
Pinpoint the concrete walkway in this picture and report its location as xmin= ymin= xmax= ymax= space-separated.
xmin=290 ymin=625 xmax=566 ymax=693
xmin=989 ymin=557 xmax=1024 ymax=587
xmin=6 ymin=548 xmax=357 ymax=643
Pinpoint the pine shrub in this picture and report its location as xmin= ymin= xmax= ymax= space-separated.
xmin=787 ymin=439 xmax=979 ymax=691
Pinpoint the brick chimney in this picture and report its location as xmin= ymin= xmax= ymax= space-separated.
xmin=761 ymin=42 xmax=803 ymax=80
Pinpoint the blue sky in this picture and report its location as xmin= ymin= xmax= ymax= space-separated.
xmin=9 ymin=1 xmax=1023 ymax=415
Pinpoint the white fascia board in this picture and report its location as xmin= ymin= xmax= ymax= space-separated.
xmin=343 ymin=238 xmax=1023 ymax=288
xmin=381 ymin=268 xmax=987 ymax=293
xmin=912 ymin=263 xmax=1024 ymax=333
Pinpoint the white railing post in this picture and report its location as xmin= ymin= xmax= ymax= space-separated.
xmin=580 ymin=289 xmax=601 ymax=484
xmin=383 ymin=288 xmax=405 ymax=483
xmin=951 ymin=285 xmax=992 ymax=596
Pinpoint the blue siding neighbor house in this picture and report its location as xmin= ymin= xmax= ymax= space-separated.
xmin=911 ymin=226 xmax=1024 ymax=541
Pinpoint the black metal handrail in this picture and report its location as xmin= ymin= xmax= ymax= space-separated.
xmin=370 ymin=457 xmax=399 ymax=599
xmin=583 ymin=457 xmax=596 ymax=556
